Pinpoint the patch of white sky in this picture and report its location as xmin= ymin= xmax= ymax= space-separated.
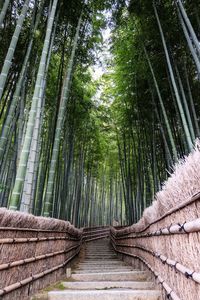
xmin=89 ymin=10 xmax=114 ymax=105
xmin=90 ymin=10 xmax=113 ymax=81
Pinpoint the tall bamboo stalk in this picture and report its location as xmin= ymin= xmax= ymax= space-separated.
xmin=176 ymin=0 xmax=200 ymax=57
xmin=20 ymin=8 xmax=58 ymax=213
xmin=0 ymin=0 xmax=30 ymax=101
xmin=43 ymin=14 xmax=82 ymax=217
xmin=153 ymin=2 xmax=193 ymax=151
xmin=144 ymin=46 xmax=178 ymax=161
xmin=184 ymin=62 xmax=200 ymax=137
xmin=9 ymin=0 xmax=59 ymax=210
xmin=175 ymin=65 xmax=195 ymax=141
xmin=0 ymin=0 xmax=44 ymax=163
xmin=0 ymin=0 xmax=10 ymax=27
xmin=177 ymin=7 xmax=200 ymax=75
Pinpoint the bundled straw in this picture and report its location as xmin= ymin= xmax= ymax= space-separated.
xmin=0 ymin=208 xmax=82 ymax=236
xmin=132 ymin=139 xmax=200 ymax=231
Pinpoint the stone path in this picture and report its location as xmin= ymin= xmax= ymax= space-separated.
xmin=48 ymin=238 xmax=161 ymax=300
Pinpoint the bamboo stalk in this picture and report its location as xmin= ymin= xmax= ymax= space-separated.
xmin=0 ymin=0 xmax=30 ymax=100
xmin=0 ymin=0 xmax=10 ymax=27
xmin=9 ymin=0 xmax=59 ymax=210
xmin=153 ymin=2 xmax=193 ymax=150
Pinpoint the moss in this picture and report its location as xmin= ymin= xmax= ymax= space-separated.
xmin=54 ymin=283 xmax=66 ymax=290
xmin=30 ymin=294 xmax=48 ymax=300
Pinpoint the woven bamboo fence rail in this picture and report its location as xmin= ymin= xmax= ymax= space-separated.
xmin=111 ymin=193 xmax=200 ymax=300
xmin=0 ymin=209 xmax=82 ymax=300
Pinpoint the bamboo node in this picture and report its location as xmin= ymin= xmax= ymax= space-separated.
xmin=159 ymin=278 xmax=165 ymax=285
xmin=166 ymin=290 xmax=172 ymax=299
xmin=173 ymin=261 xmax=178 ymax=271
xmin=178 ymin=221 xmax=188 ymax=233
xmin=167 ymin=223 xmax=172 ymax=233
xmin=185 ymin=271 xmax=194 ymax=279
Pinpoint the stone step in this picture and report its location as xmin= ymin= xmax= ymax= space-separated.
xmin=85 ymin=253 xmax=117 ymax=256
xmin=85 ymin=256 xmax=117 ymax=258
xmin=76 ymin=265 xmax=133 ymax=268
xmin=76 ymin=266 xmax=134 ymax=270
xmin=85 ymin=258 xmax=118 ymax=260
xmin=86 ymin=248 xmax=112 ymax=250
xmin=86 ymin=250 xmax=113 ymax=252
xmin=62 ymin=281 xmax=155 ymax=290
xmin=82 ymin=260 xmax=120 ymax=263
xmin=86 ymin=253 xmax=114 ymax=255
xmin=77 ymin=259 xmax=127 ymax=265
xmin=77 ymin=263 xmax=128 ymax=268
xmin=48 ymin=290 xmax=161 ymax=300
xmin=73 ymin=269 xmax=134 ymax=274
xmin=86 ymin=249 xmax=113 ymax=252
xmin=85 ymin=255 xmax=118 ymax=260
xmin=86 ymin=250 xmax=115 ymax=252
xmin=79 ymin=259 xmax=126 ymax=265
xmin=86 ymin=248 xmax=113 ymax=250
xmin=76 ymin=265 xmax=131 ymax=269
xmin=75 ymin=265 xmax=134 ymax=269
xmin=71 ymin=271 xmax=148 ymax=281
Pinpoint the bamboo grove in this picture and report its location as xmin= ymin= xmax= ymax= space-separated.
xmin=0 ymin=0 xmax=200 ymax=226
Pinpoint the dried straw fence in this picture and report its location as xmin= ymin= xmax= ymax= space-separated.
xmin=111 ymin=192 xmax=200 ymax=300
xmin=0 ymin=209 xmax=82 ymax=300
xmin=111 ymin=142 xmax=200 ymax=300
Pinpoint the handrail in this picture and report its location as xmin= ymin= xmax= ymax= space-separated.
xmin=111 ymin=218 xmax=200 ymax=239
xmin=0 ymin=246 xmax=80 ymax=296
xmin=112 ymin=192 xmax=200 ymax=236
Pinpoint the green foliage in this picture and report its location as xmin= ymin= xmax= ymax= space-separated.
xmin=1 ymin=0 xmax=200 ymax=225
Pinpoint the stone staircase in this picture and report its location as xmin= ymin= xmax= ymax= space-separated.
xmin=48 ymin=238 xmax=161 ymax=300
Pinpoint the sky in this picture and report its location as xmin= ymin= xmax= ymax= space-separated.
xmin=91 ymin=11 xmax=112 ymax=81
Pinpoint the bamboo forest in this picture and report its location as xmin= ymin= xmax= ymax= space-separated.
xmin=2 ymin=1 xmax=200 ymax=299
xmin=0 ymin=0 xmax=200 ymax=227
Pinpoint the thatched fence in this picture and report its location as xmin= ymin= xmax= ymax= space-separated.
xmin=111 ymin=193 xmax=200 ymax=300
xmin=0 ymin=209 xmax=82 ymax=300
xmin=111 ymin=142 xmax=200 ymax=300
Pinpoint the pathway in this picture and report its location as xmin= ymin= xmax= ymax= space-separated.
xmin=48 ymin=238 xmax=161 ymax=300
